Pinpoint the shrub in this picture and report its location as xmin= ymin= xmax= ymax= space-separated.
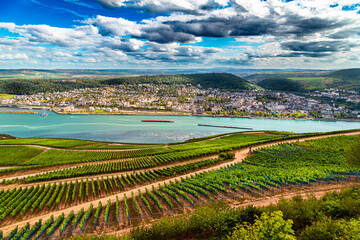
xmin=228 ymin=211 xmax=296 ymax=240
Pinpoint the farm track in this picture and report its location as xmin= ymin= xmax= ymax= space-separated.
xmin=0 ymin=154 xmax=220 ymax=188
xmin=0 ymin=131 xmax=359 ymax=236
xmin=107 ymin=181 xmax=360 ymax=237
xmin=0 ymin=133 xmax=240 ymax=182
xmin=0 ymin=133 xmax=236 ymax=179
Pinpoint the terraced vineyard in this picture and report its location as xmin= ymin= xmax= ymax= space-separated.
xmin=0 ymin=130 xmax=359 ymax=239
xmin=0 ymin=146 xmax=44 ymax=166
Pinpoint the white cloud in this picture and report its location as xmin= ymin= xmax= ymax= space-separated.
xmin=83 ymin=16 xmax=141 ymax=36
xmin=0 ymin=53 xmax=29 ymax=60
xmin=1 ymin=0 xmax=360 ymax=68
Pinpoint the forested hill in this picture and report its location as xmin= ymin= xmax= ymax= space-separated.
xmin=325 ymin=68 xmax=360 ymax=91
xmin=245 ymin=68 xmax=360 ymax=92
xmin=0 ymin=80 xmax=100 ymax=95
xmin=257 ymin=78 xmax=305 ymax=92
xmin=0 ymin=73 xmax=255 ymax=95
xmin=103 ymin=73 xmax=255 ymax=91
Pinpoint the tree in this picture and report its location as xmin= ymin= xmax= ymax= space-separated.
xmin=228 ymin=211 xmax=296 ymax=240
xmin=346 ymin=136 xmax=360 ymax=167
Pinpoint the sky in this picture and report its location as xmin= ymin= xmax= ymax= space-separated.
xmin=0 ymin=0 xmax=360 ymax=69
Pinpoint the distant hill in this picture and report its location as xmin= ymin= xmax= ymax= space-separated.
xmin=0 ymin=73 xmax=255 ymax=95
xmin=245 ymin=69 xmax=360 ymax=91
xmin=324 ymin=68 xmax=360 ymax=91
xmin=104 ymin=73 xmax=255 ymax=91
xmin=0 ymin=79 xmax=100 ymax=95
xmin=257 ymin=78 xmax=305 ymax=92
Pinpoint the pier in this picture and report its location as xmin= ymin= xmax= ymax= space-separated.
xmin=141 ymin=120 xmax=174 ymax=123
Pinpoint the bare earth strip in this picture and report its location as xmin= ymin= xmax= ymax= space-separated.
xmin=108 ymin=182 xmax=360 ymax=237
xmin=0 ymin=154 xmax=220 ymax=189
xmin=0 ymin=131 xmax=359 ymax=236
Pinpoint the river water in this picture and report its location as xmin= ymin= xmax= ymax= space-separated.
xmin=0 ymin=108 xmax=359 ymax=143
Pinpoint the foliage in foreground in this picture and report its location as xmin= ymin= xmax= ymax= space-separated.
xmin=126 ymin=187 xmax=360 ymax=240
xmin=228 ymin=211 xmax=296 ymax=240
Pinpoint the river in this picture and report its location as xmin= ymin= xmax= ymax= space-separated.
xmin=0 ymin=108 xmax=359 ymax=143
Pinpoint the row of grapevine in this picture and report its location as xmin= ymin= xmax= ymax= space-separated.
xmin=21 ymin=154 xmax=226 ymax=183
xmin=21 ymin=147 xmax=172 ymax=166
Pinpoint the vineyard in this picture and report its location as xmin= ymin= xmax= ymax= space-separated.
xmin=0 ymin=147 xmax=44 ymax=166
xmin=0 ymin=156 xmax=234 ymax=225
xmin=0 ymin=138 xmax=96 ymax=148
xmin=0 ymin=130 xmax=359 ymax=239
xmin=0 ymin=132 xmax=281 ymax=168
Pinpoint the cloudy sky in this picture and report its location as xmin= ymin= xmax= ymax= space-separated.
xmin=0 ymin=0 xmax=359 ymax=69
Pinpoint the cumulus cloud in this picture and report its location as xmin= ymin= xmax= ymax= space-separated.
xmin=86 ymin=0 xmax=360 ymax=46
xmin=1 ymin=0 xmax=360 ymax=68
xmin=0 ymin=53 xmax=29 ymax=60
xmin=96 ymin=0 xmax=230 ymax=13
xmin=83 ymin=16 xmax=141 ymax=36
xmin=0 ymin=23 xmax=99 ymax=47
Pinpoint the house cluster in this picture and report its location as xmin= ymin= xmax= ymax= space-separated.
xmin=2 ymin=84 xmax=359 ymax=119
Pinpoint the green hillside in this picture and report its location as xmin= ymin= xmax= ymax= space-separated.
xmin=324 ymin=68 xmax=360 ymax=91
xmin=246 ymin=69 xmax=360 ymax=91
xmin=257 ymin=78 xmax=305 ymax=92
xmin=104 ymin=73 xmax=255 ymax=91
xmin=0 ymin=73 xmax=255 ymax=95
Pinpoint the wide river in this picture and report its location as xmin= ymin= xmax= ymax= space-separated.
xmin=0 ymin=108 xmax=359 ymax=143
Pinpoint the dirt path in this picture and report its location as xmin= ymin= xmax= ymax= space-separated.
xmin=0 ymin=131 xmax=359 ymax=235
xmin=232 ymin=182 xmax=360 ymax=209
xmin=106 ymin=182 xmax=360 ymax=237
xmin=0 ymin=154 xmax=220 ymax=189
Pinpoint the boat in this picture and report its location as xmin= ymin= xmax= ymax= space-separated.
xmin=41 ymin=113 xmax=48 ymax=117
xmin=141 ymin=120 xmax=174 ymax=123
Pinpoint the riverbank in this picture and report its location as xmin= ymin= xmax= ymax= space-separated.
xmin=0 ymin=110 xmax=38 ymax=114
xmin=51 ymin=109 xmax=360 ymax=122
xmin=2 ymin=105 xmax=359 ymax=122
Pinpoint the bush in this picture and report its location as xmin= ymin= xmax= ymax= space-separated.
xmin=130 ymin=202 xmax=261 ymax=240
xmin=228 ymin=211 xmax=296 ymax=240
xmin=299 ymin=217 xmax=346 ymax=240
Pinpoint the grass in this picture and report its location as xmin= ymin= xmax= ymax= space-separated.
xmin=0 ymin=138 xmax=97 ymax=148
xmin=0 ymin=94 xmax=18 ymax=99
xmin=76 ymin=143 xmax=163 ymax=150
xmin=0 ymin=146 xmax=44 ymax=165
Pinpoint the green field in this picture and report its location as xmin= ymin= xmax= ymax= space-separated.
xmin=0 ymin=94 xmax=18 ymax=99
xmin=0 ymin=146 xmax=43 ymax=165
xmin=0 ymin=138 xmax=97 ymax=148
xmin=75 ymin=143 xmax=163 ymax=150
xmin=17 ymin=133 xmax=281 ymax=167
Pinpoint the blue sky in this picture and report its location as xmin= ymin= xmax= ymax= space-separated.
xmin=0 ymin=0 xmax=359 ymax=69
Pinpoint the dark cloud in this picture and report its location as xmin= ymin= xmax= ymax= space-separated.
xmin=136 ymin=26 xmax=197 ymax=43
xmin=329 ymin=27 xmax=360 ymax=39
xmin=131 ymin=13 xmax=350 ymax=44
xmin=281 ymin=15 xmax=349 ymax=37
xmin=277 ymin=52 xmax=332 ymax=58
xmin=281 ymin=41 xmax=356 ymax=53
xmin=169 ymin=16 xmax=276 ymax=37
